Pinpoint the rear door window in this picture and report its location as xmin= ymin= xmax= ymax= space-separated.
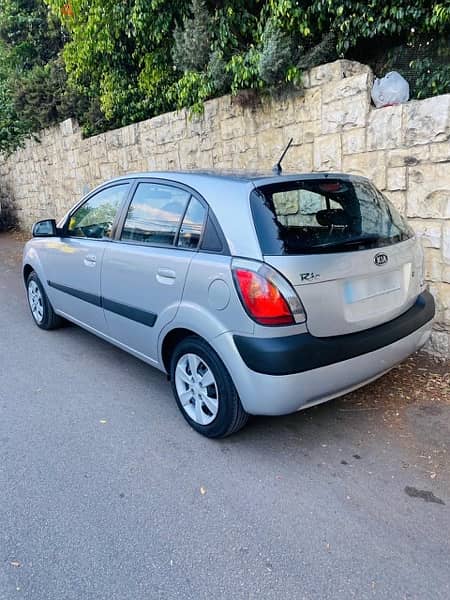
xmin=177 ymin=197 xmax=206 ymax=249
xmin=251 ymin=178 xmax=414 ymax=255
xmin=121 ymin=182 xmax=191 ymax=246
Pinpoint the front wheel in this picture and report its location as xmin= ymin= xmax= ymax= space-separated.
xmin=170 ymin=336 xmax=248 ymax=438
xmin=26 ymin=272 xmax=63 ymax=330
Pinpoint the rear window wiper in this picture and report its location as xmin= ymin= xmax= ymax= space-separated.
xmin=312 ymin=236 xmax=383 ymax=250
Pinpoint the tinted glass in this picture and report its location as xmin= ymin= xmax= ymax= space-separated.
xmin=68 ymin=184 xmax=129 ymax=239
xmin=122 ymin=183 xmax=190 ymax=245
xmin=251 ymin=178 xmax=414 ymax=255
xmin=177 ymin=197 xmax=206 ymax=248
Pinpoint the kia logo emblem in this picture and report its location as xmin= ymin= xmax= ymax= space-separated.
xmin=374 ymin=253 xmax=388 ymax=266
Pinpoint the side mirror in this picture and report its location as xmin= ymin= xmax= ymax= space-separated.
xmin=32 ymin=219 xmax=58 ymax=237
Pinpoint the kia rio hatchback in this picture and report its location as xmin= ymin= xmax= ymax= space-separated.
xmin=23 ymin=172 xmax=435 ymax=437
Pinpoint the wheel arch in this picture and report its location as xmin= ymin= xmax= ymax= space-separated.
xmin=23 ymin=263 xmax=34 ymax=284
xmin=161 ymin=327 xmax=200 ymax=376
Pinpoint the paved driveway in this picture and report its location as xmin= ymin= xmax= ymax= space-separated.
xmin=1 ymin=232 xmax=449 ymax=599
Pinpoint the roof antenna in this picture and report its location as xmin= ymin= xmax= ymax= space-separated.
xmin=272 ymin=138 xmax=293 ymax=175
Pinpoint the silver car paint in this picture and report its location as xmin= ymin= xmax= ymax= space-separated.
xmin=23 ymin=171 xmax=433 ymax=417
xmin=39 ymin=237 xmax=107 ymax=331
xmin=266 ymin=237 xmax=423 ymax=337
xmin=101 ymin=243 xmax=195 ymax=362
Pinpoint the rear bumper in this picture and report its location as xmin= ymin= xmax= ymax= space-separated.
xmin=213 ymin=291 xmax=434 ymax=416
xmin=233 ymin=291 xmax=435 ymax=375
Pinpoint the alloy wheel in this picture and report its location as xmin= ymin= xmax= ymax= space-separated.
xmin=28 ymin=280 xmax=44 ymax=323
xmin=174 ymin=353 xmax=219 ymax=425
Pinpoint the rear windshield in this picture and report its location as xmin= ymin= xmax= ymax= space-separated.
xmin=251 ymin=178 xmax=414 ymax=255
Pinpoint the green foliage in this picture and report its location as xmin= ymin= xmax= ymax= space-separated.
xmin=0 ymin=85 xmax=31 ymax=155
xmin=207 ymin=50 xmax=231 ymax=95
xmin=45 ymin=0 xmax=186 ymax=133
xmin=0 ymin=0 xmax=448 ymax=153
xmin=11 ymin=57 xmax=84 ymax=130
xmin=257 ymin=18 xmax=295 ymax=85
xmin=413 ymin=58 xmax=450 ymax=98
xmin=0 ymin=0 xmax=77 ymax=153
xmin=173 ymin=0 xmax=213 ymax=74
xmin=227 ymin=47 xmax=262 ymax=94
xmin=0 ymin=0 xmax=64 ymax=69
xmin=377 ymin=34 xmax=450 ymax=101
xmin=410 ymin=39 xmax=450 ymax=99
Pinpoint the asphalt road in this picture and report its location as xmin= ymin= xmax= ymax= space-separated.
xmin=1 ymin=232 xmax=449 ymax=600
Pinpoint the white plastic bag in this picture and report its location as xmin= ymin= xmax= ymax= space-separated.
xmin=371 ymin=71 xmax=409 ymax=108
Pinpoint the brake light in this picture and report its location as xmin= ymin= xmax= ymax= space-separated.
xmin=232 ymin=260 xmax=306 ymax=326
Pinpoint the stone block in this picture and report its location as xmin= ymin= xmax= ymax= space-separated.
xmin=428 ymin=330 xmax=450 ymax=357
xmin=386 ymin=191 xmax=406 ymax=214
xmin=431 ymin=282 xmax=450 ymax=322
xmin=410 ymin=220 xmax=442 ymax=248
xmin=407 ymin=163 xmax=450 ymax=219
xmin=155 ymin=117 xmax=186 ymax=144
xmin=308 ymin=60 xmax=370 ymax=88
xmin=256 ymin=128 xmax=285 ymax=160
xmin=322 ymin=72 xmax=371 ymax=105
xmin=309 ymin=61 xmax=345 ymax=87
xmin=143 ymin=155 xmax=158 ymax=171
xmin=342 ymin=128 xmax=366 ymax=155
xmin=443 ymin=265 xmax=450 ymax=284
xmin=429 ymin=141 xmax=450 ymax=163
xmin=150 ymin=113 xmax=169 ymax=129
xmin=321 ymin=93 xmax=369 ymax=134
xmin=293 ymin=87 xmax=321 ymax=123
xmin=220 ymin=116 xmax=247 ymax=141
xmin=283 ymin=143 xmax=313 ymax=172
xmin=154 ymin=149 xmax=180 ymax=170
xmin=223 ymin=136 xmax=257 ymax=159
xmin=367 ymin=105 xmax=402 ymax=150
xmin=313 ymin=134 xmax=341 ymax=171
xmin=59 ymin=118 xmax=77 ymax=137
xmin=404 ymin=94 xmax=450 ymax=146
xmin=387 ymin=146 xmax=430 ymax=167
xmin=424 ymin=248 xmax=443 ymax=281
xmin=231 ymin=149 xmax=259 ymax=170
xmin=121 ymin=124 xmax=139 ymax=146
xmin=99 ymin=162 xmax=119 ymax=180
xmin=387 ymin=166 xmax=406 ymax=191
xmin=342 ymin=151 xmax=386 ymax=190
xmin=290 ymin=120 xmax=321 ymax=145
xmin=444 ymin=223 xmax=450 ymax=263
xmin=269 ymin=96 xmax=297 ymax=128
xmin=252 ymin=106 xmax=275 ymax=134
xmin=196 ymin=150 xmax=214 ymax=169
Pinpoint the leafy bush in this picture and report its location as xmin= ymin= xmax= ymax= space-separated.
xmin=0 ymin=0 xmax=448 ymax=154
xmin=172 ymin=0 xmax=213 ymax=74
xmin=0 ymin=0 xmax=75 ymax=153
xmin=257 ymin=18 xmax=297 ymax=85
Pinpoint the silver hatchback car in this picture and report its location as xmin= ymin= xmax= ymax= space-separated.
xmin=23 ymin=171 xmax=435 ymax=437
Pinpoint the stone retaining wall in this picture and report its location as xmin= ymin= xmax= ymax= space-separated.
xmin=1 ymin=60 xmax=449 ymax=355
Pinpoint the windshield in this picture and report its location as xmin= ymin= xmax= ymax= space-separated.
xmin=251 ymin=177 xmax=414 ymax=255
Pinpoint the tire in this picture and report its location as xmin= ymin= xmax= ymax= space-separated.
xmin=26 ymin=271 xmax=63 ymax=330
xmin=170 ymin=336 xmax=248 ymax=438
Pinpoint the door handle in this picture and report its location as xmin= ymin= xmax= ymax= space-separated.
xmin=156 ymin=268 xmax=176 ymax=284
xmin=83 ymin=254 xmax=97 ymax=267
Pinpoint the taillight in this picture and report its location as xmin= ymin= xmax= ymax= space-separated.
xmin=232 ymin=260 xmax=306 ymax=326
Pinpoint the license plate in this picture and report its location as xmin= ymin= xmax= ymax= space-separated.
xmin=344 ymin=270 xmax=402 ymax=304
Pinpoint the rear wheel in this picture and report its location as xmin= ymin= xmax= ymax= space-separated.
xmin=170 ymin=336 xmax=248 ymax=438
xmin=26 ymin=271 xmax=63 ymax=330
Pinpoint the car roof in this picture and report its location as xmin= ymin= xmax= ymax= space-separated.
xmin=109 ymin=170 xmax=366 ymax=187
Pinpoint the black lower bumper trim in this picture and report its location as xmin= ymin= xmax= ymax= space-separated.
xmin=233 ymin=291 xmax=435 ymax=375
